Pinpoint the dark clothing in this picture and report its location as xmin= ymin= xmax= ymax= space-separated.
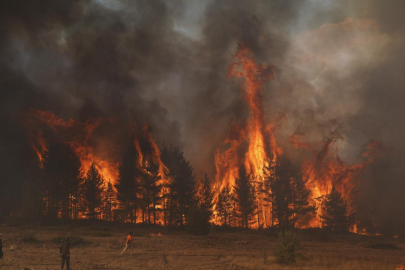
xmin=60 ymin=241 xmax=70 ymax=269
xmin=60 ymin=242 xmax=70 ymax=257
xmin=61 ymin=254 xmax=70 ymax=270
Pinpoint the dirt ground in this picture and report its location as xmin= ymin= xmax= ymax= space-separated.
xmin=0 ymin=224 xmax=404 ymax=270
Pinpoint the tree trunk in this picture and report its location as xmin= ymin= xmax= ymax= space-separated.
xmin=153 ymin=197 xmax=156 ymax=225
xmin=180 ymin=205 xmax=183 ymax=226
xmin=129 ymin=205 xmax=134 ymax=224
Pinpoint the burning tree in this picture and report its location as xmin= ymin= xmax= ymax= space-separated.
xmin=82 ymin=163 xmax=105 ymax=219
xmin=214 ymin=45 xmax=280 ymax=228
xmin=42 ymin=141 xmax=82 ymax=220
xmin=213 ymin=44 xmax=380 ymax=231
xmin=103 ymin=181 xmax=116 ymax=221
xmin=216 ymin=185 xmax=234 ymax=227
xmin=321 ymin=185 xmax=350 ymax=232
xmin=264 ymin=156 xmax=314 ymax=232
xmin=233 ymin=165 xmax=257 ymax=228
xmin=187 ymin=174 xmax=215 ymax=235
xmin=115 ymin=139 xmax=142 ymax=224
xmin=161 ymin=144 xmax=196 ymax=226
xmin=140 ymin=161 xmax=162 ymax=225
xmin=197 ymin=173 xmax=215 ymax=221
xmin=12 ymin=41 xmax=381 ymax=234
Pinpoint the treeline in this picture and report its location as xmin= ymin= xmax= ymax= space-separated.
xmin=0 ymin=139 xmax=351 ymax=232
xmin=5 ymin=139 xmax=198 ymax=226
xmin=0 ymin=137 xmax=212 ymax=227
xmin=216 ymin=156 xmax=352 ymax=232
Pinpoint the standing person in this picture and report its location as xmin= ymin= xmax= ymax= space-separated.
xmin=0 ymin=233 xmax=3 ymax=260
xmin=60 ymin=237 xmax=70 ymax=270
xmin=120 ymin=231 xmax=133 ymax=255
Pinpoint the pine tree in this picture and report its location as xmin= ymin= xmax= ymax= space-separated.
xmin=197 ymin=173 xmax=214 ymax=220
xmin=321 ymin=185 xmax=349 ymax=232
xmin=103 ymin=181 xmax=116 ymax=221
xmin=140 ymin=160 xmax=162 ymax=224
xmin=265 ymin=156 xmax=314 ymax=232
xmin=82 ymin=163 xmax=105 ymax=219
xmin=161 ymin=144 xmax=196 ymax=226
xmin=216 ymin=185 xmax=234 ymax=226
xmin=20 ymin=165 xmax=43 ymax=222
xmin=115 ymin=140 xmax=141 ymax=224
xmin=42 ymin=141 xmax=82 ymax=220
xmin=233 ymin=165 xmax=256 ymax=228
xmin=290 ymin=169 xmax=314 ymax=225
xmin=187 ymin=173 xmax=215 ymax=234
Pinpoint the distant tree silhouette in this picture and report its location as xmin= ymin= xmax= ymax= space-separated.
xmin=20 ymin=165 xmax=43 ymax=222
xmin=82 ymin=163 xmax=104 ymax=219
xmin=187 ymin=173 xmax=214 ymax=233
xmin=197 ymin=173 xmax=214 ymax=221
xmin=233 ymin=165 xmax=257 ymax=228
xmin=321 ymin=185 xmax=350 ymax=232
xmin=216 ymin=185 xmax=234 ymax=226
xmin=187 ymin=203 xmax=211 ymax=235
xmin=103 ymin=181 xmax=116 ymax=221
xmin=265 ymin=156 xmax=314 ymax=233
xmin=42 ymin=142 xmax=82 ymax=220
xmin=115 ymin=140 xmax=141 ymax=224
xmin=0 ymin=119 xmax=40 ymax=222
xmin=140 ymin=160 xmax=162 ymax=224
xmin=161 ymin=144 xmax=196 ymax=226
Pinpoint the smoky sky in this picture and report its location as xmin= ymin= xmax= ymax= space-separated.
xmin=1 ymin=0 xmax=405 ymax=233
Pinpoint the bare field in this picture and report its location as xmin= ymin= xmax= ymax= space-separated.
xmin=0 ymin=224 xmax=404 ymax=270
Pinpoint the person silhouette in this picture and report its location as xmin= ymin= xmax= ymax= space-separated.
xmin=60 ymin=237 xmax=70 ymax=270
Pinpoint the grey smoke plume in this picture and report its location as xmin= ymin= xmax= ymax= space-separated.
xmin=1 ymin=0 xmax=404 ymax=233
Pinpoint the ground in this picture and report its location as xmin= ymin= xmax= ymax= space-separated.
xmin=0 ymin=224 xmax=404 ymax=270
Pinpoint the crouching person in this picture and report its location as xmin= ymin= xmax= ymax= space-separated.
xmin=60 ymin=237 xmax=71 ymax=270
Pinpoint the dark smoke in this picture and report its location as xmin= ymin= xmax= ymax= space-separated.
xmin=1 ymin=0 xmax=404 ymax=233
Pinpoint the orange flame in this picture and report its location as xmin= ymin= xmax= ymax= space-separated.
xmin=133 ymin=125 xmax=169 ymax=189
xmin=215 ymin=45 xmax=381 ymax=230
xmin=26 ymin=109 xmax=119 ymax=182
xmin=294 ymin=131 xmax=382 ymax=228
xmin=26 ymin=110 xmax=167 ymax=186
xmin=215 ymin=45 xmax=278 ymax=227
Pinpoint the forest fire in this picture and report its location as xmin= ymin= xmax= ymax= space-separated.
xmin=214 ymin=45 xmax=381 ymax=230
xmin=215 ymin=45 xmax=277 ymax=187
xmin=26 ymin=109 xmax=118 ymax=182
xmin=25 ymin=109 xmax=167 ymax=187
xmin=2 ymin=1 xmax=405 ymax=268
xmin=214 ymin=45 xmax=279 ymax=227
xmin=298 ymin=135 xmax=382 ymax=228
xmin=22 ymin=44 xmax=382 ymax=232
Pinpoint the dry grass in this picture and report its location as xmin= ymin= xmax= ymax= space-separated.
xmin=226 ymin=255 xmax=399 ymax=270
xmin=0 ymin=224 xmax=403 ymax=269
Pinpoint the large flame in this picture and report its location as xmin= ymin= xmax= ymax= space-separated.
xmin=26 ymin=110 xmax=167 ymax=186
xmin=295 ymin=132 xmax=382 ymax=228
xmin=214 ymin=45 xmax=279 ymax=226
xmin=215 ymin=45 xmax=381 ymax=229
xmin=134 ymin=125 xmax=169 ymax=188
